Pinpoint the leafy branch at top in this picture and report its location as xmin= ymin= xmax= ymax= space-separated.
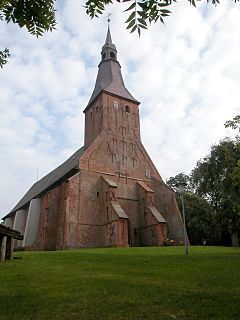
xmin=0 ymin=0 xmax=57 ymax=67
xmin=0 ymin=48 xmax=10 ymax=68
xmin=0 ymin=0 xmax=56 ymax=37
xmin=1 ymin=0 xmax=240 ymax=68
xmin=84 ymin=0 xmax=240 ymax=36
xmin=124 ymin=0 xmax=173 ymax=36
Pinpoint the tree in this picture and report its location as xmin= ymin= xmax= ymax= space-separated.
xmin=167 ymin=133 xmax=240 ymax=247
xmin=191 ymin=138 xmax=240 ymax=247
xmin=225 ymin=115 xmax=240 ymax=133
xmin=166 ymin=172 xmax=192 ymax=193
xmin=1 ymin=0 xmax=240 ymax=67
xmin=166 ymin=173 xmax=218 ymax=245
xmin=178 ymin=193 xmax=218 ymax=245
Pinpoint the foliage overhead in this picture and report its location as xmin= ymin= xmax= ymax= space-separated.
xmin=0 ymin=48 xmax=10 ymax=68
xmin=0 ymin=0 xmax=56 ymax=67
xmin=1 ymin=0 xmax=240 ymax=67
xmin=0 ymin=0 xmax=56 ymax=36
xmin=85 ymin=0 xmax=240 ymax=36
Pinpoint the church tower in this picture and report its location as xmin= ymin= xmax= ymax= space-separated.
xmin=84 ymin=25 xmax=140 ymax=147
xmin=2 ymin=26 xmax=184 ymax=249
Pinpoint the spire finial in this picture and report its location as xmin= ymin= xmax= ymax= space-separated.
xmin=107 ymin=12 xmax=112 ymax=24
xmin=104 ymin=14 xmax=113 ymax=45
xmin=101 ymin=16 xmax=117 ymax=61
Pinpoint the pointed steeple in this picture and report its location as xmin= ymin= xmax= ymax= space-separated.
xmin=105 ymin=25 xmax=112 ymax=45
xmin=101 ymin=24 xmax=117 ymax=62
xmin=85 ymin=25 xmax=139 ymax=109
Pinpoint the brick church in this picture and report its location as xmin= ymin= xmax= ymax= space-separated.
xmin=2 ymin=27 xmax=184 ymax=250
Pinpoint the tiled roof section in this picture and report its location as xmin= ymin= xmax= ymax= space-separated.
xmin=86 ymin=59 xmax=139 ymax=108
xmin=137 ymin=181 xmax=154 ymax=193
xmin=103 ymin=177 xmax=118 ymax=188
xmin=110 ymin=201 xmax=128 ymax=219
xmin=4 ymin=146 xmax=85 ymax=218
xmin=148 ymin=206 xmax=166 ymax=223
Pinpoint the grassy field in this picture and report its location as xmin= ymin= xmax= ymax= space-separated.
xmin=0 ymin=246 xmax=239 ymax=320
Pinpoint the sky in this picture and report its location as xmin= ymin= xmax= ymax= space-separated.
xmin=0 ymin=0 xmax=239 ymax=219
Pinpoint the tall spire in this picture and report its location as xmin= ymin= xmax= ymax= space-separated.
xmin=105 ymin=25 xmax=112 ymax=45
xmin=101 ymin=21 xmax=117 ymax=62
xmin=85 ymin=23 xmax=139 ymax=109
xmin=105 ymin=13 xmax=112 ymax=45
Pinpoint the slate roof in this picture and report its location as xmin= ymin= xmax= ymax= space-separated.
xmin=111 ymin=201 xmax=128 ymax=219
xmin=87 ymin=59 xmax=139 ymax=108
xmin=4 ymin=146 xmax=85 ymax=218
xmin=85 ymin=26 xmax=139 ymax=110
xmin=148 ymin=206 xmax=166 ymax=223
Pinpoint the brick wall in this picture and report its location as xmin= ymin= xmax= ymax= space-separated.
xmin=19 ymin=91 xmax=184 ymax=249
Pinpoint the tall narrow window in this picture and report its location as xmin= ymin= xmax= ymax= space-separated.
xmin=110 ymin=52 xmax=115 ymax=59
xmin=113 ymin=101 xmax=119 ymax=109
xmin=145 ymin=170 xmax=151 ymax=179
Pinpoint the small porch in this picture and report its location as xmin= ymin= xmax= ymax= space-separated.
xmin=0 ymin=224 xmax=23 ymax=262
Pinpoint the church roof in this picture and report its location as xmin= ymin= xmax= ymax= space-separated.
xmin=85 ymin=26 xmax=139 ymax=110
xmin=87 ymin=60 xmax=138 ymax=107
xmin=4 ymin=147 xmax=85 ymax=218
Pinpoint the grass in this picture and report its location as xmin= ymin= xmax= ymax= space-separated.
xmin=0 ymin=246 xmax=239 ymax=320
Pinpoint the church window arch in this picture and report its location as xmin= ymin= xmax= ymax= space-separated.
xmin=110 ymin=52 xmax=115 ymax=59
xmin=145 ymin=170 xmax=151 ymax=179
xmin=125 ymin=105 xmax=130 ymax=113
xmin=102 ymin=52 xmax=106 ymax=60
xmin=113 ymin=101 xmax=119 ymax=109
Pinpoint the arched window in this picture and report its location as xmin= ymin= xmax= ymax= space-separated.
xmin=110 ymin=52 xmax=115 ymax=59
xmin=125 ymin=105 xmax=130 ymax=113
xmin=102 ymin=52 xmax=106 ymax=60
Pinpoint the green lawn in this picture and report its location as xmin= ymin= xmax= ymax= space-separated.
xmin=0 ymin=246 xmax=239 ymax=320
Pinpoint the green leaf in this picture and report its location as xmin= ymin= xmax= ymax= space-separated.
xmin=137 ymin=10 xmax=144 ymax=17
xmin=137 ymin=18 xmax=147 ymax=26
xmin=138 ymin=2 xmax=147 ymax=9
xmin=138 ymin=24 xmax=148 ymax=29
xmin=126 ymin=19 xmax=136 ymax=29
xmin=160 ymin=16 xmax=165 ymax=24
xmin=124 ymin=2 xmax=136 ymax=12
xmin=137 ymin=27 xmax=141 ymax=36
xmin=160 ymin=9 xmax=171 ymax=13
xmin=158 ymin=3 xmax=170 ymax=7
xmin=130 ymin=24 xmax=138 ymax=33
xmin=125 ymin=11 xmax=135 ymax=23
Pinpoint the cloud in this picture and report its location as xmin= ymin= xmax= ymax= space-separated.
xmin=0 ymin=0 xmax=239 ymax=218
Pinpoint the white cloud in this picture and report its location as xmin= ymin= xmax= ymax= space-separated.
xmin=0 ymin=0 xmax=239 ymax=218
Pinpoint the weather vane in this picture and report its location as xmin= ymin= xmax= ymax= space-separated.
xmin=108 ymin=12 xmax=112 ymax=24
